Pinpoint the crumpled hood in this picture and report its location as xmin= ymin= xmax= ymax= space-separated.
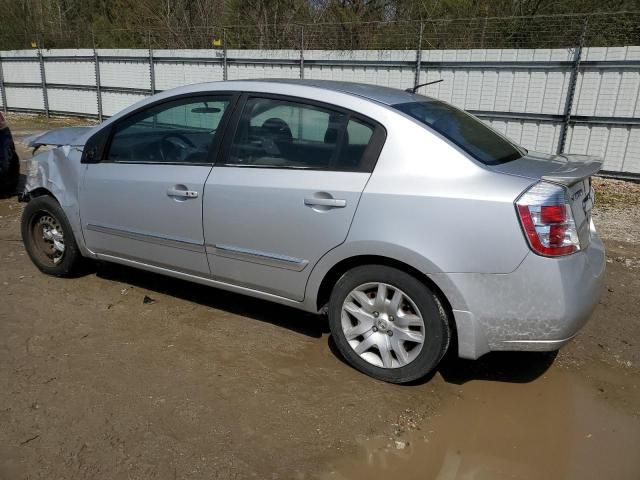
xmin=23 ymin=126 xmax=96 ymax=148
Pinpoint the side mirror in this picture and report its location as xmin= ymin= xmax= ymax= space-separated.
xmin=81 ymin=127 xmax=110 ymax=164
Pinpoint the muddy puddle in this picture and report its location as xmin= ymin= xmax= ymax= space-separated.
xmin=323 ymin=369 xmax=640 ymax=480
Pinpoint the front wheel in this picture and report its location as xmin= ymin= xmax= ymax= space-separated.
xmin=328 ymin=265 xmax=450 ymax=384
xmin=21 ymin=195 xmax=85 ymax=276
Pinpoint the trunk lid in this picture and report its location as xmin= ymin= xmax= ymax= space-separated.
xmin=492 ymin=151 xmax=601 ymax=250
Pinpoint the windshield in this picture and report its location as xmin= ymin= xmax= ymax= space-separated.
xmin=392 ymin=100 xmax=524 ymax=165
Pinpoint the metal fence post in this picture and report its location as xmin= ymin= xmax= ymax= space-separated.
xmin=93 ymin=42 xmax=103 ymax=122
xmin=148 ymin=32 xmax=156 ymax=95
xmin=558 ymin=17 xmax=588 ymax=154
xmin=300 ymin=25 xmax=305 ymax=79
xmin=37 ymin=42 xmax=50 ymax=117
xmin=414 ymin=23 xmax=424 ymax=90
xmin=222 ymin=28 xmax=228 ymax=81
xmin=0 ymin=55 xmax=7 ymax=113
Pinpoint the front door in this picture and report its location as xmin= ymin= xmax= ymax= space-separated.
xmin=80 ymin=94 xmax=233 ymax=275
xmin=203 ymin=95 xmax=384 ymax=300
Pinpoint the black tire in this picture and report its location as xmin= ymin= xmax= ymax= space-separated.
xmin=7 ymin=150 xmax=20 ymax=194
xmin=0 ymin=136 xmax=19 ymax=197
xmin=21 ymin=195 xmax=85 ymax=277
xmin=0 ymin=155 xmax=18 ymax=197
xmin=328 ymin=265 xmax=450 ymax=384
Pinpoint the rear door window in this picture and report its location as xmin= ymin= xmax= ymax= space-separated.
xmin=393 ymin=100 xmax=524 ymax=165
xmin=224 ymin=96 xmax=380 ymax=171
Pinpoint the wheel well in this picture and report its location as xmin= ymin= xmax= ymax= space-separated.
xmin=316 ymin=255 xmax=455 ymax=321
xmin=22 ymin=187 xmax=55 ymax=202
xmin=316 ymin=255 xmax=458 ymax=355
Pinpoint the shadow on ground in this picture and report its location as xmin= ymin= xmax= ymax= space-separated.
xmin=328 ymin=334 xmax=557 ymax=386
xmin=437 ymin=348 xmax=557 ymax=385
xmin=96 ymin=262 xmax=556 ymax=385
xmin=95 ymin=261 xmax=329 ymax=338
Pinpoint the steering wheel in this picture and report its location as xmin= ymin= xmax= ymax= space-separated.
xmin=160 ymin=133 xmax=195 ymax=162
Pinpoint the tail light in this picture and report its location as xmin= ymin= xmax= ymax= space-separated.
xmin=516 ymin=182 xmax=580 ymax=257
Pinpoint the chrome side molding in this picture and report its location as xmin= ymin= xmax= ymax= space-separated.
xmin=86 ymin=224 xmax=205 ymax=253
xmin=208 ymin=244 xmax=309 ymax=271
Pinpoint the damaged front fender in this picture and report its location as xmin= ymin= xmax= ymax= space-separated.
xmin=22 ymin=144 xmax=93 ymax=258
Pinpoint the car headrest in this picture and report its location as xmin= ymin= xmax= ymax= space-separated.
xmin=261 ymin=118 xmax=292 ymax=141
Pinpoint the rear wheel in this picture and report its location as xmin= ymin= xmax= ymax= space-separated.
xmin=328 ymin=265 xmax=450 ymax=383
xmin=21 ymin=195 xmax=85 ymax=276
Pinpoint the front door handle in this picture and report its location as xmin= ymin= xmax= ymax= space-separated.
xmin=304 ymin=197 xmax=346 ymax=208
xmin=167 ymin=186 xmax=199 ymax=198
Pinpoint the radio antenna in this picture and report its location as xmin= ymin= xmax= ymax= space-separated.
xmin=406 ymin=79 xmax=444 ymax=93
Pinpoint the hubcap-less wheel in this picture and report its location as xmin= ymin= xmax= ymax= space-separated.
xmin=341 ymin=282 xmax=425 ymax=369
xmin=22 ymin=196 xmax=86 ymax=277
xmin=30 ymin=214 xmax=65 ymax=265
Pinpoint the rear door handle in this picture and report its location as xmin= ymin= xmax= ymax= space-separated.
xmin=304 ymin=197 xmax=346 ymax=208
xmin=167 ymin=187 xmax=199 ymax=198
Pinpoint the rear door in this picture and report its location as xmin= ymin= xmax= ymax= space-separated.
xmin=80 ymin=94 xmax=234 ymax=275
xmin=203 ymin=94 xmax=385 ymax=300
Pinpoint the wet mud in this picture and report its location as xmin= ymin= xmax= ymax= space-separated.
xmin=324 ymin=368 xmax=640 ymax=480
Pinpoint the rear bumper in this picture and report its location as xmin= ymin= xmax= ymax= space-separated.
xmin=432 ymin=223 xmax=606 ymax=359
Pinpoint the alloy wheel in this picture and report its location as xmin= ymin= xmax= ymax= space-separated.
xmin=340 ymin=282 xmax=426 ymax=369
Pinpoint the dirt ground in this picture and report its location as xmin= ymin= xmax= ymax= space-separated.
xmin=1 ymin=114 xmax=639 ymax=479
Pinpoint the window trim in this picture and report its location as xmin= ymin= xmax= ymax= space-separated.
xmin=83 ymin=92 xmax=240 ymax=166
xmin=215 ymin=92 xmax=386 ymax=173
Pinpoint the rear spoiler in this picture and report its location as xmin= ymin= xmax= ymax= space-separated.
xmin=542 ymin=155 xmax=603 ymax=186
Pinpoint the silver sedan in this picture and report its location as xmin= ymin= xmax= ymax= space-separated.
xmin=20 ymin=80 xmax=605 ymax=383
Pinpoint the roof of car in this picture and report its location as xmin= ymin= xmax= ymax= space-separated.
xmin=90 ymin=79 xmax=433 ymax=138
xmin=213 ymin=79 xmax=425 ymax=106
